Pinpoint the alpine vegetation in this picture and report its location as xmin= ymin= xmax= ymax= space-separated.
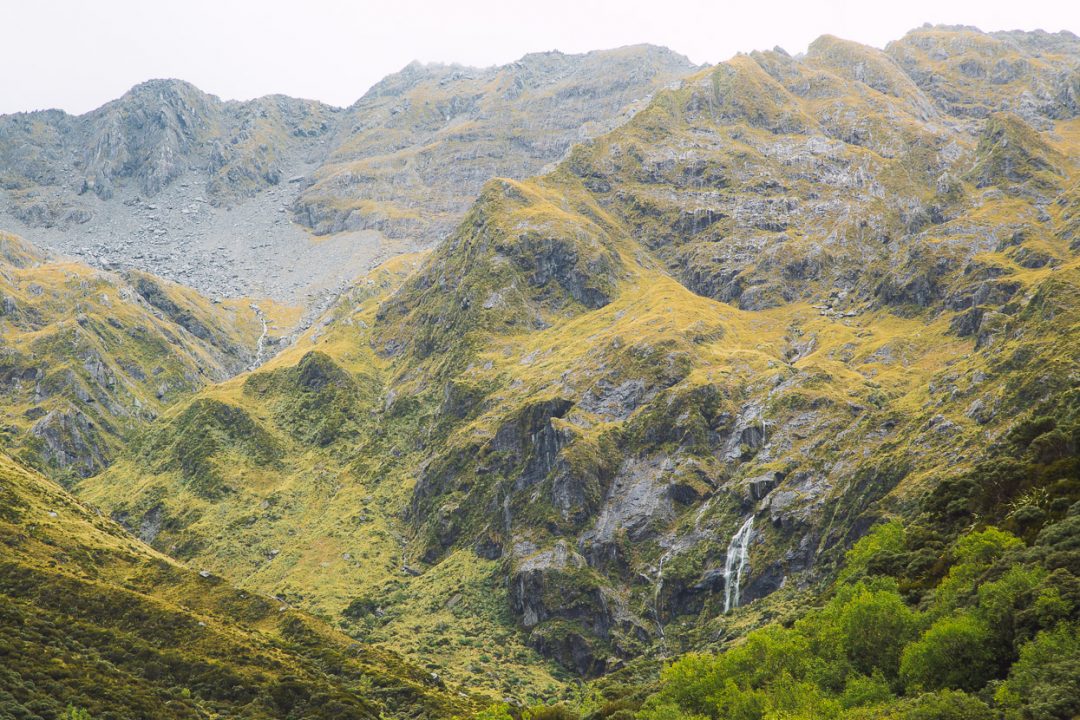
xmin=1 ymin=18 xmax=1078 ymax=720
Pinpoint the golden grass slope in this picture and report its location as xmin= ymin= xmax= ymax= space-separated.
xmin=0 ymin=451 xmax=472 ymax=718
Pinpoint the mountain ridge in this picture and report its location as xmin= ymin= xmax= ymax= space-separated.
xmin=0 ymin=449 xmax=473 ymax=718
xmin=0 ymin=45 xmax=695 ymax=304
xmin=0 ymin=230 xmax=293 ymax=483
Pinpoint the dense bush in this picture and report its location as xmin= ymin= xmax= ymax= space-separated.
xmin=996 ymin=623 xmax=1080 ymax=720
xmin=624 ymin=514 xmax=1078 ymax=719
xmin=899 ymin=613 xmax=997 ymax=692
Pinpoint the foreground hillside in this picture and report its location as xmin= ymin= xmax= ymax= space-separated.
xmin=502 ymin=490 xmax=1080 ymax=719
xmin=62 ymin=23 xmax=1080 ymax=715
xmin=0 ymin=46 xmax=694 ymax=301
xmin=0 ymin=451 xmax=470 ymax=719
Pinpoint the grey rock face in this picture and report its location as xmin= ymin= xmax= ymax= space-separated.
xmin=81 ymin=80 xmax=217 ymax=199
xmin=29 ymin=408 xmax=107 ymax=478
xmin=510 ymin=231 xmax=620 ymax=309
xmin=762 ymin=471 xmax=831 ymax=530
xmin=578 ymin=379 xmax=650 ymax=421
xmin=582 ymin=457 xmax=677 ymax=547
xmin=745 ymin=471 xmax=784 ymax=501
xmin=508 ymin=541 xmax=634 ymax=677
xmin=137 ymin=504 xmax=165 ymax=544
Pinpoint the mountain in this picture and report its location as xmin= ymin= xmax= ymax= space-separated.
xmin=0 ymin=450 xmax=470 ymax=718
xmin=0 ymin=230 xmax=289 ymax=482
xmin=73 ymin=24 xmax=1080 ymax=712
xmin=0 ymin=46 xmax=695 ymax=303
xmin=1 ymin=22 xmax=1078 ymax=720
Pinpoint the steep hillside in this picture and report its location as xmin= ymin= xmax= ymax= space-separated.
xmin=0 ymin=47 xmax=694 ymax=302
xmin=0 ymin=451 xmax=470 ymax=719
xmin=0 ymin=231 xmax=285 ymax=482
xmin=81 ymin=255 xmax=586 ymax=698
xmin=76 ymin=23 xmax=1080 ymax=707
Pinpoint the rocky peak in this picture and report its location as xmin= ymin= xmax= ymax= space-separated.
xmin=359 ymin=60 xmax=470 ymax=100
xmin=374 ymin=176 xmax=623 ymax=360
xmin=886 ymin=25 xmax=1080 ymax=122
xmin=805 ymin=34 xmax=938 ymax=119
xmin=80 ymin=78 xmax=221 ymax=198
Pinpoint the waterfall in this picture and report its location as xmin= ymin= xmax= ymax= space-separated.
xmin=641 ymin=550 xmax=673 ymax=645
xmin=723 ymin=516 xmax=755 ymax=614
xmin=247 ymin=304 xmax=269 ymax=371
xmin=653 ymin=551 xmax=670 ymax=641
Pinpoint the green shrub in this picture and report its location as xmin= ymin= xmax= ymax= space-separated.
xmin=839 ymin=672 xmax=894 ymax=709
xmin=901 ymin=689 xmax=992 ymax=720
xmin=995 ymin=623 xmax=1080 ymax=720
xmin=839 ymin=521 xmax=906 ymax=584
xmin=527 ymin=704 xmax=581 ymax=720
xmin=837 ymin=584 xmax=918 ymax=679
xmin=475 ymin=703 xmax=516 ymax=720
xmin=900 ymin=614 xmax=997 ymax=692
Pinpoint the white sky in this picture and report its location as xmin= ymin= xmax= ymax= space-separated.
xmin=3 ymin=0 xmax=1078 ymax=116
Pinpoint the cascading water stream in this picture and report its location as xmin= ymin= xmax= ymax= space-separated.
xmin=248 ymin=304 xmax=270 ymax=371
xmin=723 ymin=515 xmax=754 ymax=614
xmin=653 ymin=551 xmax=671 ymax=641
xmin=640 ymin=549 xmax=673 ymax=646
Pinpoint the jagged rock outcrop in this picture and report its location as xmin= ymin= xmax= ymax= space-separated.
xmin=508 ymin=542 xmax=624 ymax=676
xmin=28 ymin=407 xmax=107 ymax=477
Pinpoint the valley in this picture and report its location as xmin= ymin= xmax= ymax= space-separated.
xmin=1 ymin=23 xmax=1078 ymax=720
